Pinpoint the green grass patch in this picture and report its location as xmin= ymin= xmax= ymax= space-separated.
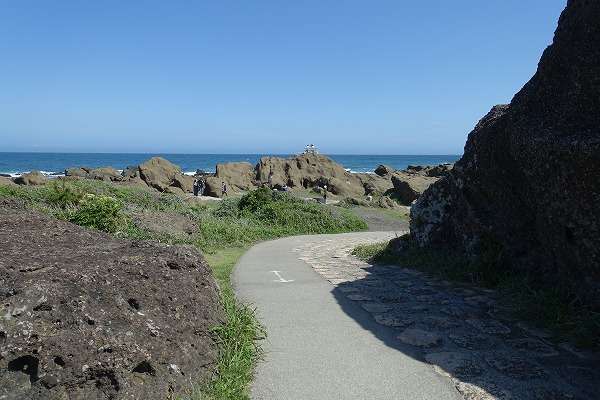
xmin=2 ymin=181 xmax=368 ymax=398
xmin=352 ymin=236 xmax=600 ymax=349
xmin=186 ymin=248 xmax=263 ymax=400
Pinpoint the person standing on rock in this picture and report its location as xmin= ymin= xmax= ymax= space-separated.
xmin=221 ymin=181 xmax=228 ymax=197
xmin=268 ymin=168 xmax=274 ymax=188
xmin=193 ymin=179 xmax=199 ymax=196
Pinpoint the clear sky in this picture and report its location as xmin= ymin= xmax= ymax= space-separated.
xmin=1 ymin=0 xmax=566 ymax=155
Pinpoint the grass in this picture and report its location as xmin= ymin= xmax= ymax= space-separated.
xmin=189 ymin=247 xmax=263 ymax=400
xmin=352 ymin=236 xmax=600 ymax=349
xmin=1 ymin=181 xmax=367 ymax=399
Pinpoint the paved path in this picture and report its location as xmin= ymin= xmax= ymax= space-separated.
xmin=233 ymin=232 xmax=460 ymax=400
xmin=234 ymin=232 xmax=598 ymax=400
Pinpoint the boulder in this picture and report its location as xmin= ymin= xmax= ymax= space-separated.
xmin=88 ymin=167 xmax=122 ymax=182
xmin=410 ymin=1 xmax=600 ymax=305
xmin=0 ymin=207 xmax=222 ymax=400
xmin=355 ymin=173 xmax=394 ymax=195
xmin=138 ymin=157 xmax=182 ymax=191
xmin=65 ymin=167 xmax=90 ymax=178
xmin=0 ymin=176 xmax=16 ymax=186
xmin=171 ymin=174 xmax=195 ymax=193
xmin=374 ymin=164 xmax=395 ymax=177
xmin=204 ymin=177 xmax=223 ymax=197
xmin=256 ymin=153 xmax=366 ymax=196
xmin=390 ymin=172 xmax=439 ymax=205
xmin=14 ymin=171 xmax=47 ymax=186
xmin=215 ymin=162 xmax=255 ymax=191
xmin=66 ymin=167 xmax=123 ymax=182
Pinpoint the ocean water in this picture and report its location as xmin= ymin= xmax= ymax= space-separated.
xmin=0 ymin=152 xmax=461 ymax=177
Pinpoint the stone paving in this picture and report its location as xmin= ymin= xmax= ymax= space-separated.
xmin=293 ymin=233 xmax=599 ymax=400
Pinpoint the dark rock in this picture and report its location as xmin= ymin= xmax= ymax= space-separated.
xmin=374 ymin=164 xmax=395 ymax=177
xmin=14 ymin=171 xmax=47 ymax=186
xmin=0 ymin=207 xmax=222 ymax=400
xmin=410 ymin=1 xmax=600 ymax=306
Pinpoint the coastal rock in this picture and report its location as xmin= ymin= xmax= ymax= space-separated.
xmin=138 ymin=157 xmax=183 ymax=191
xmin=204 ymin=176 xmax=224 ymax=197
xmin=391 ymin=171 xmax=438 ymax=205
xmin=0 ymin=206 xmax=222 ymax=400
xmin=374 ymin=164 xmax=395 ymax=177
xmin=256 ymin=153 xmax=367 ymax=196
xmin=88 ymin=166 xmax=122 ymax=181
xmin=410 ymin=0 xmax=600 ymax=306
xmin=14 ymin=171 xmax=47 ymax=186
xmin=355 ymin=173 xmax=394 ymax=195
xmin=215 ymin=161 xmax=255 ymax=192
xmin=0 ymin=176 xmax=16 ymax=186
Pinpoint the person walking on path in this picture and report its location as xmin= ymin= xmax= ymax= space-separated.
xmin=322 ymin=184 xmax=327 ymax=204
xmin=198 ymin=177 xmax=205 ymax=196
xmin=193 ymin=179 xmax=199 ymax=196
xmin=221 ymin=181 xmax=228 ymax=197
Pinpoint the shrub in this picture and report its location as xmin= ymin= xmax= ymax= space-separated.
xmin=68 ymin=194 xmax=126 ymax=233
xmin=45 ymin=181 xmax=83 ymax=209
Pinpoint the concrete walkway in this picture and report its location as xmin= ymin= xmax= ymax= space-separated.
xmin=233 ymin=232 xmax=461 ymax=400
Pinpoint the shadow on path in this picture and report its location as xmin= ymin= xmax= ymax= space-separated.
xmin=297 ymin=238 xmax=600 ymax=400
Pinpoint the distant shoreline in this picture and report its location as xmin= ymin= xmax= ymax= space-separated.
xmin=0 ymin=152 xmax=461 ymax=177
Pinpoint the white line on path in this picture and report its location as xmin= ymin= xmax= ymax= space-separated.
xmin=270 ymin=270 xmax=294 ymax=283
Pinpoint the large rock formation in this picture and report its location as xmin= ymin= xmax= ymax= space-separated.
xmin=410 ymin=0 xmax=600 ymax=304
xmin=215 ymin=161 xmax=255 ymax=192
xmin=13 ymin=171 xmax=48 ymax=186
xmin=256 ymin=153 xmax=366 ymax=196
xmin=65 ymin=167 xmax=122 ymax=182
xmin=0 ymin=206 xmax=222 ymax=400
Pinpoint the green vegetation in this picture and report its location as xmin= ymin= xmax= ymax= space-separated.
xmin=0 ymin=180 xmax=367 ymax=399
xmin=190 ymin=248 xmax=263 ymax=400
xmin=352 ymin=236 xmax=600 ymax=349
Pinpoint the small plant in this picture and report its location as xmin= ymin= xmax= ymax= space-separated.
xmin=68 ymin=194 xmax=126 ymax=233
xmin=45 ymin=181 xmax=83 ymax=209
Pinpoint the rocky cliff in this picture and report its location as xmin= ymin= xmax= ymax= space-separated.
xmin=410 ymin=0 xmax=600 ymax=304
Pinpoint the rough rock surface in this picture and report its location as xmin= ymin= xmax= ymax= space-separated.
xmin=256 ymin=153 xmax=366 ymax=196
xmin=138 ymin=157 xmax=184 ymax=192
xmin=410 ymin=0 xmax=600 ymax=304
xmin=215 ymin=162 xmax=255 ymax=192
xmin=0 ymin=207 xmax=222 ymax=400
xmin=0 ymin=176 xmax=17 ymax=186
xmin=391 ymin=171 xmax=439 ymax=205
xmin=66 ymin=167 xmax=123 ymax=182
xmin=374 ymin=164 xmax=395 ymax=177
xmin=13 ymin=171 xmax=48 ymax=186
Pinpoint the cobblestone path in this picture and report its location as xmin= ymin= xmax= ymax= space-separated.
xmin=293 ymin=234 xmax=599 ymax=400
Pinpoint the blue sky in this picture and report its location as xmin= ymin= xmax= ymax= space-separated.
xmin=1 ymin=0 xmax=566 ymax=154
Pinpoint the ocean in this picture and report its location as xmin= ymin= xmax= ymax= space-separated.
xmin=0 ymin=152 xmax=461 ymax=177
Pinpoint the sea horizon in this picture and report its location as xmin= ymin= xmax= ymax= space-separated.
xmin=0 ymin=151 xmax=461 ymax=177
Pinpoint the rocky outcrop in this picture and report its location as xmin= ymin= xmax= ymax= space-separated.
xmin=374 ymin=164 xmax=395 ymax=177
xmin=410 ymin=0 xmax=600 ymax=304
xmin=138 ymin=157 xmax=182 ymax=191
xmin=14 ymin=171 xmax=47 ymax=186
xmin=391 ymin=171 xmax=439 ymax=205
xmin=256 ymin=153 xmax=366 ymax=196
xmin=0 ymin=207 xmax=221 ymax=400
xmin=0 ymin=176 xmax=16 ymax=186
xmin=215 ymin=162 xmax=255 ymax=192
xmin=65 ymin=167 xmax=122 ymax=182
